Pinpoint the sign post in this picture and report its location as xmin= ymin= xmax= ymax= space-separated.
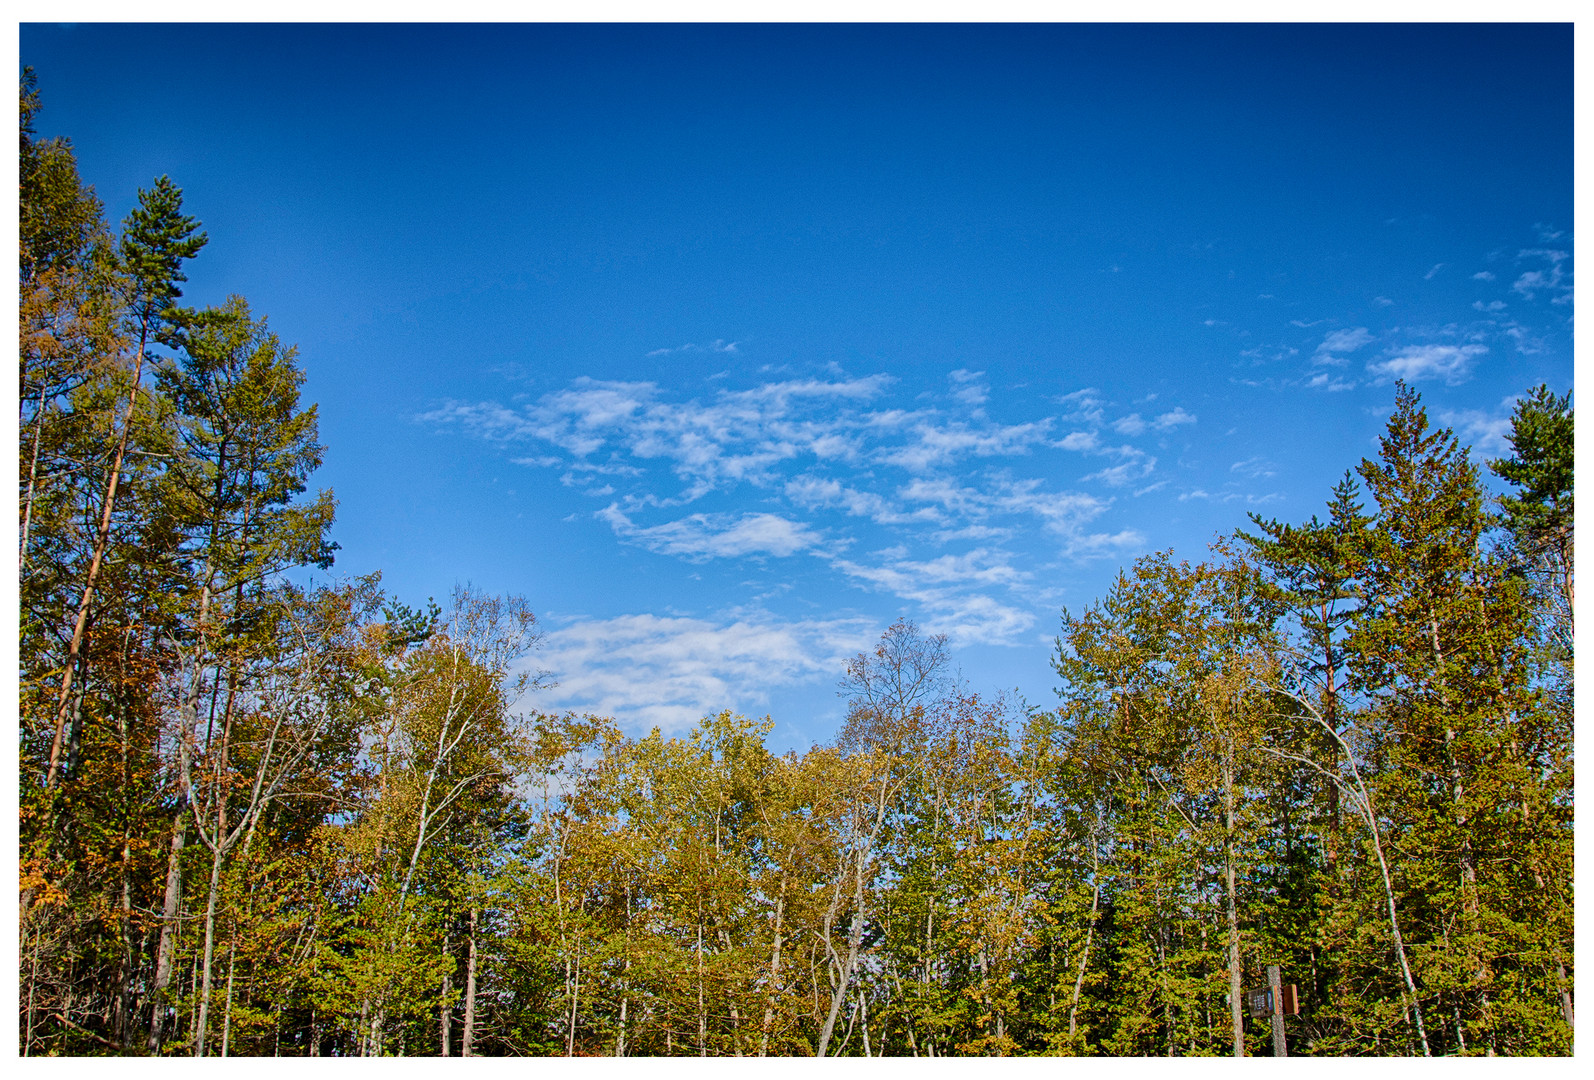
xmin=1267 ymin=964 xmax=1287 ymax=1057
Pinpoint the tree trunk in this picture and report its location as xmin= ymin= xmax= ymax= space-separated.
xmin=220 ymin=930 xmax=238 ymax=1056
xmin=439 ymin=971 xmax=451 ymax=1056
xmin=760 ymin=879 xmax=786 ymax=1056
xmin=148 ymin=804 xmax=188 ymax=1052
xmin=817 ymin=854 xmax=867 ymax=1056
xmin=192 ymin=840 xmax=225 ymax=1055
xmin=1070 ymin=871 xmax=1099 ymax=1041
xmin=462 ymin=906 xmax=478 ymax=1056
xmin=45 ymin=326 xmax=149 ymax=791
xmin=1268 ymin=963 xmax=1287 ymax=1057
xmin=19 ymin=381 xmax=49 ymax=571
xmin=1225 ymin=750 xmax=1244 ymax=1058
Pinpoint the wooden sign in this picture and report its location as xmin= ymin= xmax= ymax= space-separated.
xmin=1245 ymin=987 xmax=1273 ymax=1019
xmin=1280 ymin=984 xmax=1300 ymax=1016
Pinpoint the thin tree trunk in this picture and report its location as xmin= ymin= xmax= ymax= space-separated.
xmin=1367 ymin=800 xmax=1429 ymax=1056
xmin=45 ymin=326 xmax=149 ymax=791
xmin=193 ymin=839 xmax=225 ymax=1055
xmin=439 ymin=971 xmax=451 ymax=1056
xmin=859 ymin=987 xmax=871 ymax=1056
xmin=760 ymin=878 xmax=786 ymax=1056
xmin=819 ymin=781 xmax=886 ymax=1056
xmin=116 ymin=752 xmax=136 ymax=1044
xmin=192 ymin=675 xmax=241 ymax=1056
xmin=462 ymin=905 xmax=478 ymax=1056
xmin=1268 ymin=694 xmax=1431 ymax=1056
xmin=1069 ymin=869 xmax=1099 ymax=1041
xmin=818 ymin=863 xmax=867 ymax=1056
xmin=696 ymin=914 xmax=706 ymax=1056
xmin=568 ymin=943 xmax=581 ymax=1056
xmin=220 ymin=929 xmax=238 ymax=1056
xmin=148 ymin=804 xmax=188 ymax=1052
xmin=24 ymin=923 xmax=43 ymax=1056
xmin=19 ymin=381 xmax=49 ymax=570
xmin=1225 ymin=750 xmax=1244 ymax=1058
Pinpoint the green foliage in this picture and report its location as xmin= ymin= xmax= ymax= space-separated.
xmin=1492 ymin=384 xmax=1573 ymax=553
xmin=17 ymin=69 xmax=1572 ymax=1057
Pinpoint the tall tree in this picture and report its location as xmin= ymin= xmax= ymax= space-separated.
xmin=44 ymin=176 xmax=206 ymax=792
xmin=816 ymin=620 xmax=951 ymax=1057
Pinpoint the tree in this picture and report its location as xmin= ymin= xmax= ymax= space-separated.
xmin=1492 ymin=384 xmax=1573 ymax=629
xmin=44 ymin=175 xmax=206 ymax=793
xmin=333 ymin=586 xmax=542 ymax=1055
xmin=816 ymin=620 xmax=951 ymax=1056
xmin=150 ymin=296 xmax=334 ymax=1054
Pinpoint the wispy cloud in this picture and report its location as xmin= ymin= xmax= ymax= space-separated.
xmin=1152 ymin=407 xmax=1197 ymax=430
xmin=876 ymin=417 xmax=1054 ymax=473
xmin=1231 ymin=456 xmax=1277 ymax=479
xmin=948 ymin=368 xmax=990 ymax=407
xmin=1306 ymin=372 xmax=1356 ymax=392
xmin=646 ymin=339 xmax=741 ymax=357
xmin=535 ymin=612 xmax=873 ymax=734
xmin=830 ymin=548 xmax=1036 ymax=645
xmin=1367 ymin=344 xmax=1488 ymax=385
xmin=1313 ymin=327 xmax=1375 ymax=366
xmin=598 ymin=505 xmax=822 ymax=560
xmin=1083 ymin=454 xmax=1156 ymax=488
xmin=429 ymin=373 xmax=1188 ymax=656
xmin=1511 ymin=249 xmax=1571 ymax=304
xmin=1178 ymin=488 xmax=1284 ymax=506
xmin=1055 ymin=387 xmax=1105 ymax=426
xmin=1437 ymin=404 xmax=1514 ymax=458
xmin=783 ymin=474 xmax=934 ymax=526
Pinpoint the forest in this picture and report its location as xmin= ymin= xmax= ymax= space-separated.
xmin=18 ymin=70 xmax=1574 ymax=1056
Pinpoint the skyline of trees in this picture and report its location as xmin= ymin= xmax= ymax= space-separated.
xmin=18 ymin=71 xmax=1573 ymax=1057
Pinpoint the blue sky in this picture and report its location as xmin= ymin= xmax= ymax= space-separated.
xmin=21 ymin=22 xmax=1573 ymax=750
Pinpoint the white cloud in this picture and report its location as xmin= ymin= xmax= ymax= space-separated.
xmin=535 ymin=612 xmax=874 ymax=734
xmin=897 ymin=475 xmax=1109 ymax=541
xmin=1313 ymin=327 xmax=1375 ymax=365
xmin=1367 ymin=344 xmax=1488 ymax=386
xmin=1152 ymin=407 xmax=1197 ymax=430
xmin=1178 ymin=487 xmax=1284 ymax=506
xmin=948 ymin=368 xmax=990 ymax=407
xmin=1055 ymin=388 xmax=1105 ymax=425
xmin=646 ymin=339 xmax=741 ymax=357
xmin=784 ymin=474 xmax=933 ymax=526
xmin=598 ymin=505 xmax=821 ymax=560
xmin=1437 ymin=407 xmax=1513 ymax=457
xmin=428 ymin=372 xmax=1184 ymax=651
xmin=1503 ymin=323 xmax=1548 ymax=355
xmin=1472 ymin=300 xmax=1506 ymax=312
xmin=1512 ymin=249 xmax=1572 ymax=303
xmin=1472 ymin=270 xmax=1496 ymax=282
xmin=1239 ymin=345 xmax=1300 ymax=365
xmin=1513 ymin=271 xmax=1553 ymax=299
xmin=1083 ymin=455 xmax=1156 ymax=488
xmin=1231 ymin=456 xmax=1277 ymax=479
xmin=876 ymin=417 xmax=1054 ymax=473
xmin=1424 ymin=263 xmax=1446 ymax=280
xmin=830 ymin=548 xmax=1035 ymax=646
xmin=1306 ymin=373 xmax=1356 ymax=392
xmin=1373 ymin=296 xmax=1395 ymax=307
